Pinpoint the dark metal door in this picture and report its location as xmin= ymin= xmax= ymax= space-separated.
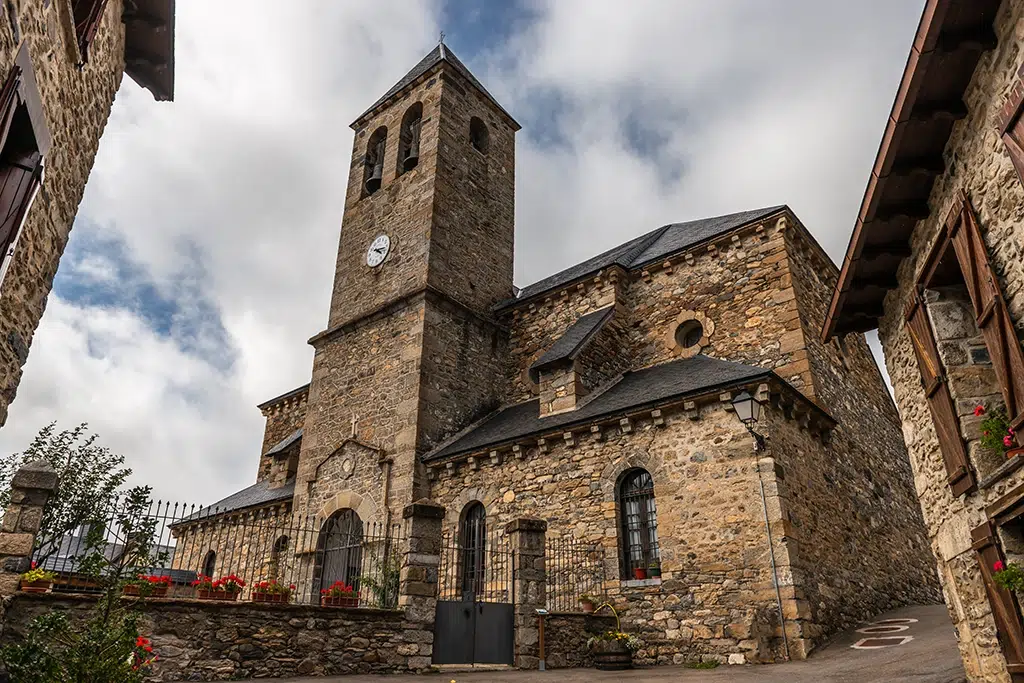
xmin=474 ymin=602 xmax=514 ymax=664
xmin=433 ymin=600 xmax=514 ymax=665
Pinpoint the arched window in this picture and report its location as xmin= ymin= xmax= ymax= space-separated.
xmin=618 ymin=469 xmax=660 ymax=579
xmin=363 ymin=126 xmax=387 ymax=196
xmin=268 ymin=535 xmax=289 ymax=579
xmin=315 ymin=509 xmax=363 ymax=597
xmin=460 ymin=502 xmax=486 ymax=598
xmin=201 ymin=550 xmax=216 ymax=578
xmin=397 ymin=102 xmax=422 ymax=175
xmin=469 ymin=117 xmax=489 ymax=154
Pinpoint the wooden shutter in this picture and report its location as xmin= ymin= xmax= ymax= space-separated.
xmin=72 ymin=0 xmax=109 ymax=63
xmin=948 ymin=194 xmax=1024 ymax=446
xmin=972 ymin=521 xmax=1024 ymax=678
xmin=905 ymin=291 xmax=976 ymax=495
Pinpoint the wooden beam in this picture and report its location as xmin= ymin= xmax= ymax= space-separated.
xmin=889 ymin=155 xmax=946 ymax=178
xmin=910 ymin=99 xmax=968 ymax=122
xmin=125 ymin=50 xmax=168 ymax=71
xmin=853 ymin=273 xmax=900 ymax=290
xmin=860 ymin=242 xmax=913 ymax=261
xmin=935 ymin=26 xmax=998 ymax=54
xmin=840 ymin=301 xmax=886 ymax=319
xmin=874 ymin=202 xmax=930 ymax=223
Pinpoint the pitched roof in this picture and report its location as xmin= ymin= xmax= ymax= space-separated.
xmin=351 ymin=42 xmax=519 ymax=130
xmin=425 ymin=355 xmax=773 ymax=461
xmin=265 ymin=428 xmax=302 ymax=457
xmin=823 ymin=0 xmax=1002 ymax=339
xmin=501 ymin=205 xmax=786 ymax=308
xmin=173 ymin=479 xmax=295 ymax=525
xmin=529 ymin=306 xmax=614 ymax=381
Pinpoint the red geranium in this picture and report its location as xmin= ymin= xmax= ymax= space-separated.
xmin=994 ymin=561 xmax=1006 ymax=572
xmin=321 ymin=581 xmax=356 ymax=598
xmin=975 ymin=405 xmax=986 ymax=417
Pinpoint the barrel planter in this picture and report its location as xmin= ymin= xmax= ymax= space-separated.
xmin=590 ymin=639 xmax=633 ymax=671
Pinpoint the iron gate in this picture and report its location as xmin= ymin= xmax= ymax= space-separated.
xmin=432 ymin=510 xmax=514 ymax=665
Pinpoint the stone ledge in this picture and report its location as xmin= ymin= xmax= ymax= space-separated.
xmin=979 ymin=453 xmax=1024 ymax=490
xmin=621 ymin=578 xmax=662 ymax=588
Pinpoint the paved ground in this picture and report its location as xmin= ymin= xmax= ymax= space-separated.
xmin=274 ymin=604 xmax=965 ymax=683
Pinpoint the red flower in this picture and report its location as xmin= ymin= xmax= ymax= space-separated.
xmin=975 ymin=405 xmax=986 ymax=416
xmin=995 ymin=561 xmax=1006 ymax=572
xmin=1005 ymin=435 xmax=1015 ymax=448
xmin=136 ymin=636 xmax=150 ymax=648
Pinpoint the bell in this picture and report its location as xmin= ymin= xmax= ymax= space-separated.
xmin=365 ymin=159 xmax=383 ymax=194
xmin=402 ymin=149 xmax=419 ymax=172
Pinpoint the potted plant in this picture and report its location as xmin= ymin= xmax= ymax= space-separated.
xmin=320 ymin=581 xmax=359 ymax=608
xmin=647 ymin=561 xmax=662 ymax=579
xmin=251 ymin=580 xmax=295 ymax=604
xmin=19 ymin=565 xmax=56 ymax=593
xmin=632 ymin=566 xmax=647 ymax=580
xmin=579 ymin=594 xmax=597 ymax=613
xmin=192 ymin=574 xmax=245 ymax=601
xmin=588 ymin=630 xmax=641 ymax=670
xmin=123 ymin=574 xmax=172 ymax=598
xmin=977 ymin=406 xmax=1024 ymax=460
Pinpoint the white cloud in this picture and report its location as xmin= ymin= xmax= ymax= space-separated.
xmin=0 ymin=0 xmax=921 ymax=503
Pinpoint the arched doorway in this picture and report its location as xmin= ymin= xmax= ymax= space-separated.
xmin=314 ymin=508 xmax=363 ymax=598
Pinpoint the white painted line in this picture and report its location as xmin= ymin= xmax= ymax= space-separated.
xmin=850 ymin=636 xmax=914 ymax=650
xmin=871 ymin=618 xmax=918 ymax=625
xmin=857 ymin=625 xmax=909 ymax=634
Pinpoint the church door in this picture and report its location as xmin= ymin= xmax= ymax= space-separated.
xmin=316 ymin=509 xmax=363 ymax=599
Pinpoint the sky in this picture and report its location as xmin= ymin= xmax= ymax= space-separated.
xmin=0 ymin=0 xmax=926 ymax=504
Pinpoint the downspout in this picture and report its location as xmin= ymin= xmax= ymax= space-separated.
xmin=752 ymin=431 xmax=791 ymax=662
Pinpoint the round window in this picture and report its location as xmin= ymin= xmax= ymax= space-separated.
xmin=675 ymin=320 xmax=704 ymax=349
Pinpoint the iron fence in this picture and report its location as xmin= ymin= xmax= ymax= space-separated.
xmin=436 ymin=515 xmax=514 ymax=603
xmin=32 ymin=495 xmax=405 ymax=608
xmin=545 ymin=535 xmax=607 ymax=612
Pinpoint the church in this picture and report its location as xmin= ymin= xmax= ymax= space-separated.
xmin=176 ymin=43 xmax=941 ymax=665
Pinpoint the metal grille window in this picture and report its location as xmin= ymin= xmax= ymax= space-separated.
xmin=460 ymin=502 xmax=486 ymax=598
xmin=618 ymin=469 xmax=661 ymax=579
xmin=315 ymin=509 xmax=363 ymax=596
xmin=201 ymin=550 xmax=216 ymax=578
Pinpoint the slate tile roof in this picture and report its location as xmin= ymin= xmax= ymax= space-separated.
xmin=353 ymin=42 xmax=518 ymax=129
xmin=265 ymin=428 xmax=302 ymax=457
xmin=174 ymin=479 xmax=296 ymax=525
xmin=529 ymin=305 xmax=614 ymax=380
xmin=425 ymin=355 xmax=772 ymax=461
xmin=502 ymin=205 xmax=786 ymax=308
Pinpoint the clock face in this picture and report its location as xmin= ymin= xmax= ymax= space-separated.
xmin=366 ymin=234 xmax=390 ymax=267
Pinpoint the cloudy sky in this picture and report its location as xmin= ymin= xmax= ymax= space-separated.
xmin=0 ymin=0 xmax=925 ymax=503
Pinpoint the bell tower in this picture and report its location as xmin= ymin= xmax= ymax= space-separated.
xmin=295 ymin=43 xmax=519 ymax=520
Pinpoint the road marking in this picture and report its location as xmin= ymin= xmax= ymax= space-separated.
xmin=851 ymin=636 xmax=914 ymax=649
xmin=872 ymin=618 xmax=918 ymax=625
xmin=857 ymin=625 xmax=910 ymax=634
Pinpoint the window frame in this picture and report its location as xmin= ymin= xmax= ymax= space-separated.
xmin=71 ymin=0 xmax=110 ymax=65
xmin=459 ymin=501 xmax=486 ymax=599
xmin=617 ymin=468 xmax=660 ymax=579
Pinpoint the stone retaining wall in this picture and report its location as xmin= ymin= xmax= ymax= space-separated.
xmin=542 ymin=613 xmax=617 ymax=669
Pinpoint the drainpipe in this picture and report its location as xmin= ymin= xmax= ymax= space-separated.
xmin=751 ymin=431 xmax=791 ymax=662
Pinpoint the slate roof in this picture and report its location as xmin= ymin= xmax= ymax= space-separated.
xmin=352 ymin=42 xmax=519 ymax=129
xmin=501 ymin=205 xmax=786 ymax=308
xmin=174 ymin=479 xmax=296 ymax=525
xmin=529 ymin=306 xmax=614 ymax=381
xmin=265 ymin=428 xmax=302 ymax=457
xmin=426 ymin=355 xmax=773 ymax=461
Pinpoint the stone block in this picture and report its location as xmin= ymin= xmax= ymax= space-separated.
xmin=0 ymin=532 xmax=34 ymax=556
xmin=10 ymin=461 xmax=58 ymax=493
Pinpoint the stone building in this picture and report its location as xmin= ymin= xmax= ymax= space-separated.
xmin=0 ymin=0 xmax=174 ymax=426
xmin=188 ymin=41 xmax=939 ymax=666
xmin=824 ymin=0 xmax=1024 ymax=681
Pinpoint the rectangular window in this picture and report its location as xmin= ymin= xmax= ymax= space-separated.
xmin=71 ymin=0 xmax=109 ymax=64
xmin=973 ymin=521 xmax=1024 ymax=679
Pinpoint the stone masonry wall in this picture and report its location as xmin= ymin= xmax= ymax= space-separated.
xmin=875 ymin=2 xmax=1024 ymax=681
xmin=428 ymin=401 xmax=794 ymax=665
xmin=257 ymin=387 xmax=308 ymax=483
xmin=0 ymin=0 xmax=126 ymax=425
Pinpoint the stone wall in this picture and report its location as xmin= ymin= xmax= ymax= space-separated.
xmin=874 ymin=1 xmax=1024 ymax=681
xmin=256 ymin=386 xmax=308 ymax=483
xmin=0 ymin=0 xmax=126 ymax=426
xmin=542 ymin=613 xmax=617 ymax=669
xmin=1 ymin=593 xmax=426 ymax=681
xmin=428 ymin=399 xmax=798 ymax=664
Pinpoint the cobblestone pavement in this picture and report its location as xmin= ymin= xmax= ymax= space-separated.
xmin=272 ymin=604 xmax=965 ymax=683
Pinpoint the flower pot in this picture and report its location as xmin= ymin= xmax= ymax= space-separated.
xmin=197 ymin=589 xmax=239 ymax=601
xmin=590 ymin=639 xmax=633 ymax=671
xmin=252 ymin=592 xmax=289 ymax=604
xmin=580 ymin=600 xmax=596 ymax=614
xmin=632 ymin=567 xmax=647 ymax=580
xmin=19 ymin=579 xmax=52 ymax=594
xmin=321 ymin=594 xmax=359 ymax=608
xmin=1007 ymin=447 xmax=1024 ymax=459
xmin=648 ymin=566 xmax=662 ymax=578
xmin=123 ymin=585 xmax=169 ymax=598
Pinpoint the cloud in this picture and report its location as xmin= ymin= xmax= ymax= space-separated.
xmin=0 ymin=0 xmax=921 ymax=503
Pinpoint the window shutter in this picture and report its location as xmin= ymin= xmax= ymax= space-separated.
xmin=72 ymin=0 xmax=109 ymax=63
xmin=0 ymin=63 xmax=21 ymax=153
xmin=948 ymin=193 xmax=1024 ymax=445
xmin=972 ymin=521 xmax=1024 ymax=677
xmin=905 ymin=291 xmax=976 ymax=495
xmin=0 ymin=153 xmax=42 ymax=277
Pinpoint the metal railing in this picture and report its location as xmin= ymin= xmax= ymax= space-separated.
xmin=545 ymin=535 xmax=606 ymax=612
xmin=32 ymin=496 xmax=405 ymax=608
xmin=437 ymin=521 xmax=514 ymax=604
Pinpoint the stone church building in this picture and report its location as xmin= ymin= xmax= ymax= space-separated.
xmin=186 ymin=42 xmax=940 ymax=665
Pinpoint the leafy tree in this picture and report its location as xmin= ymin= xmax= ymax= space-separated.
xmin=0 ymin=423 xmax=131 ymax=564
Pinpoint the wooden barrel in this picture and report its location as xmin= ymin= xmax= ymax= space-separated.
xmin=593 ymin=650 xmax=632 ymax=670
